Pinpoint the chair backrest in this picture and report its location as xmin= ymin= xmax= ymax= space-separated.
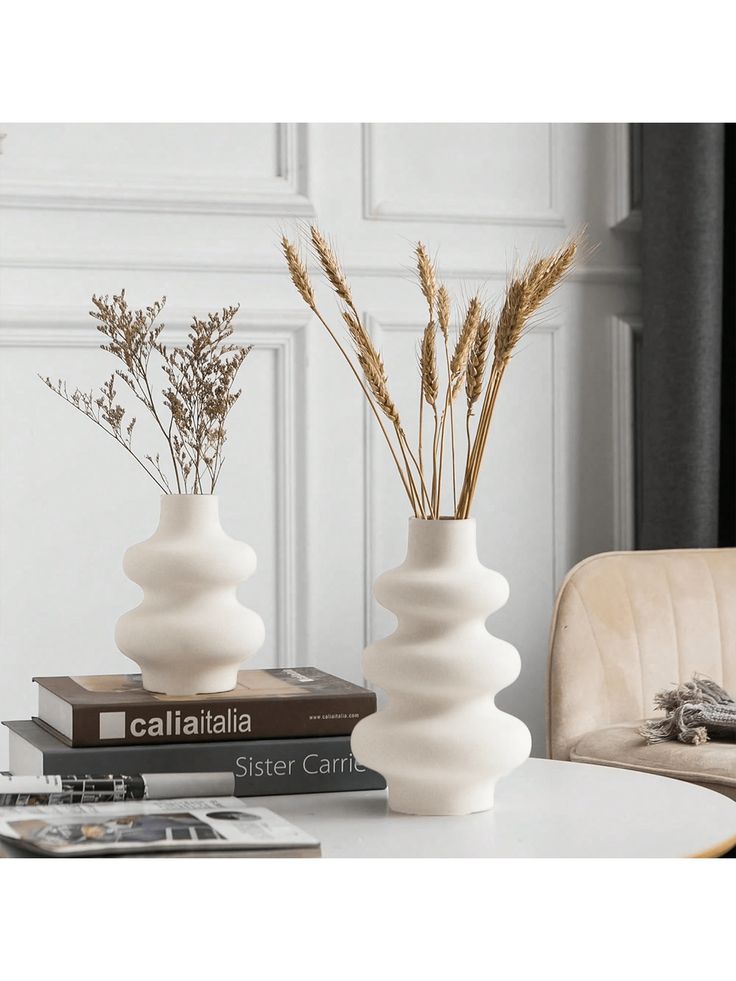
xmin=547 ymin=548 xmax=736 ymax=760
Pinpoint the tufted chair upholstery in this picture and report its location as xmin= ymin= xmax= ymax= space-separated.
xmin=547 ymin=548 xmax=736 ymax=799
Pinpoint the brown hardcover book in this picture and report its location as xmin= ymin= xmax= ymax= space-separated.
xmin=33 ymin=667 xmax=376 ymax=748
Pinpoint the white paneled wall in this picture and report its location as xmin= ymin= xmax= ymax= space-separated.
xmin=0 ymin=123 xmax=640 ymax=764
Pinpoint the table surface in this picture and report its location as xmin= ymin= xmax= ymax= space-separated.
xmin=1 ymin=758 xmax=734 ymax=858
xmin=241 ymin=757 xmax=736 ymax=858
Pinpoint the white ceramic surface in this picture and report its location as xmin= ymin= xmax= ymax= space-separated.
xmin=351 ymin=518 xmax=532 ymax=815
xmin=115 ymin=494 xmax=265 ymax=695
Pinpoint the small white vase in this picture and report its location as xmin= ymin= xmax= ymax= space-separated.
xmin=351 ymin=517 xmax=531 ymax=815
xmin=115 ymin=495 xmax=265 ymax=695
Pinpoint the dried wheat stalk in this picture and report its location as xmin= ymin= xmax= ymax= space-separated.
xmin=434 ymin=282 xmax=454 ymax=512
xmin=341 ymin=311 xmax=429 ymax=515
xmin=413 ymin=244 xmax=440 ymax=514
xmin=419 ymin=320 xmax=439 ymax=515
xmin=309 ymin=228 xmax=432 ymax=513
xmin=456 ymin=236 xmax=581 ymax=517
xmin=282 ymin=226 xmax=581 ymax=520
xmin=429 ymin=294 xmax=482 ymax=513
xmin=281 ymin=235 xmax=421 ymax=513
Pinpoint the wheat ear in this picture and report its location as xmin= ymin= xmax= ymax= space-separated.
xmin=464 ymin=314 xmax=492 ymax=476
xmin=466 ymin=315 xmax=492 ymax=410
xmin=420 ymin=321 xmax=439 ymax=407
xmin=281 ymin=237 xmax=316 ymax=310
xmin=309 ymin=226 xmax=353 ymax=305
xmin=437 ymin=285 xmax=451 ymax=343
xmin=415 ymin=242 xmax=438 ymax=314
xmin=450 ymin=296 xmax=482 ymax=396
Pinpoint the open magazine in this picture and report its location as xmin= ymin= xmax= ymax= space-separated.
xmin=0 ymin=796 xmax=320 ymax=857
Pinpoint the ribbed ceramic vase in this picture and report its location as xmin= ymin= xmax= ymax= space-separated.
xmin=351 ymin=517 xmax=531 ymax=815
xmin=115 ymin=494 xmax=265 ymax=695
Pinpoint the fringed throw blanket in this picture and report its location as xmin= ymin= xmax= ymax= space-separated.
xmin=639 ymin=675 xmax=736 ymax=746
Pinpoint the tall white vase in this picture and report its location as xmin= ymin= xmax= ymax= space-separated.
xmin=351 ymin=517 xmax=531 ymax=815
xmin=115 ymin=494 xmax=265 ymax=695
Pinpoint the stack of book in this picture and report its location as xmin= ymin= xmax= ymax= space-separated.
xmin=3 ymin=666 xmax=385 ymax=797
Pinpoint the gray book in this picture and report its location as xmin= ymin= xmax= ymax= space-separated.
xmin=4 ymin=720 xmax=385 ymax=797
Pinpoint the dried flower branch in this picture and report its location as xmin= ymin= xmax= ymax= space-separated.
xmin=40 ymin=291 xmax=252 ymax=494
xmin=282 ymin=226 xmax=581 ymax=519
xmin=158 ymin=306 xmax=250 ymax=493
xmin=41 ymin=374 xmax=169 ymax=493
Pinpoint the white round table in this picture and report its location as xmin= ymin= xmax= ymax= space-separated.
xmin=246 ymin=758 xmax=736 ymax=858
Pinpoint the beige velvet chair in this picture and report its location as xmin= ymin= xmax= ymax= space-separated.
xmin=548 ymin=548 xmax=736 ymax=800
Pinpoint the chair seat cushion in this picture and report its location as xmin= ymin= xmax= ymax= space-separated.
xmin=571 ymin=723 xmax=736 ymax=799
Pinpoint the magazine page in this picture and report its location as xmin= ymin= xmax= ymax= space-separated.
xmin=0 ymin=796 xmax=320 ymax=856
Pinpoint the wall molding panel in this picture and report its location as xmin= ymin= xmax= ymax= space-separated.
xmin=609 ymin=124 xmax=642 ymax=231
xmin=0 ymin=123 xmax=314 ymax=217
xmin=611 ymin=314 xmax=642 ymax=551
xmin=0 ymin=251 xmax=641 ymax=285
xmin=362 ymin=123 xmax=565 ymax=227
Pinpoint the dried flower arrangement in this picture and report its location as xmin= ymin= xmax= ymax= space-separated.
xmin=41 ymin=292 xmax=251 ymax=493
xmin=282 ymin=226 xmax=581 ymax=519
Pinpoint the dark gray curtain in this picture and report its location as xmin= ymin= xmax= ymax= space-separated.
xmin=639 ymin=123 xmax=735 ymax=549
